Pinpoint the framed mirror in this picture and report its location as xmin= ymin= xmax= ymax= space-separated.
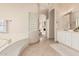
xmin=63 ymin=11 xmax=76 ymax=31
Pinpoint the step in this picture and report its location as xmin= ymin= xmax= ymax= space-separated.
xmin=50 ymin=43 xmax=79 ymax=56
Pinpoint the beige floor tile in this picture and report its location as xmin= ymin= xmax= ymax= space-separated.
xmin=21 ymin=39 xmax=60 ymax=56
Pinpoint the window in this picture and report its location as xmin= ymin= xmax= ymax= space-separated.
xmin=0 ymin=20 xmax=7 ymax=32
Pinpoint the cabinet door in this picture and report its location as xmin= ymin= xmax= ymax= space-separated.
xmin=57 ymin=31 xmax=72 ymax=47
xmin=65 ymin=32 xmax=72 ymax=47
xmin=72 ymin=33 xmax=79 ymax=51
xmin=61 ymin=31 xmax=66 ymax=44
xmin=57 ymin=31 xmax=62 ymax=43
xmin=57 ymin=31 xmax=66 ymax=44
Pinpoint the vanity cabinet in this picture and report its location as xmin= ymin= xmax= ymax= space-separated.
xmin=57 ymin=31 xmax=65 ymax=44
xmin=57 ymin=31 xmax=79 ymax=51
xmin=65 ymin=32 xmax=72 ymax=47
xmin=57 ymin=31 xmax=72 ymax=47
xmin=71 ymin=33 xmax=79 ymax=51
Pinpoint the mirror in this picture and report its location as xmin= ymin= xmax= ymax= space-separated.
xmin=63 ymin=13 xmax=71 ymax=31
xmin=63 ymin=11 xmax=77 ymax=31
xmin=72 ymin=10 xmax=79 ymax=32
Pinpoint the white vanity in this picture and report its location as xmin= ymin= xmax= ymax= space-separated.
xmin=56 ymin=9 xmax=79 ymax=51
xmin=57 ymin=30 xmax=79 ymax=51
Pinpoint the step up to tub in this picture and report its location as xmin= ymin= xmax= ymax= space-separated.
xmin=50 ymin=43 xmax=79 ymax=56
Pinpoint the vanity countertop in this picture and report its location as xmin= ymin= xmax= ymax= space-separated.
xmin=57 ymin=30 xmax=79 ymax=33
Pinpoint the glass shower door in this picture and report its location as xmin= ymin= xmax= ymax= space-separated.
xmin=28 ymin=12 xmax=40 ymax=44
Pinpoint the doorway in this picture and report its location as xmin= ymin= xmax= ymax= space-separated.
xmin=39 ymin=9 xmax=55 ymax=41
xmin=39 ymin=14 xmax=47 ymax=41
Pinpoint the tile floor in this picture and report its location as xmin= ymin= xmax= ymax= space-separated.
xmin=21 ymin=39 xmax=60 ymax=56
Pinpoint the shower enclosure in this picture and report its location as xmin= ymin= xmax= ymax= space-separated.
xmin=28 ymin=12 xmax=40 ymax=44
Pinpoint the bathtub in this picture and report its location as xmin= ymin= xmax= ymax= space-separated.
xmin=0 ymin=39 xmax=10 ymax=48
xmin=0 ymin=39 xmax=29 ymax=56
xmin=0 ymin=39 xmax=11 ymax=52
xmin=0 ymin=30 xmax=40 ymax=56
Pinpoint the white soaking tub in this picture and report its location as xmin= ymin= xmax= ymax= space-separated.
xmin=0 ymin=39 xmax=11 ymax=55
xmin=0 ymin=39 xmax=11 ymax=48
xmin=0 ymin=39 xmax=29 ymax=56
